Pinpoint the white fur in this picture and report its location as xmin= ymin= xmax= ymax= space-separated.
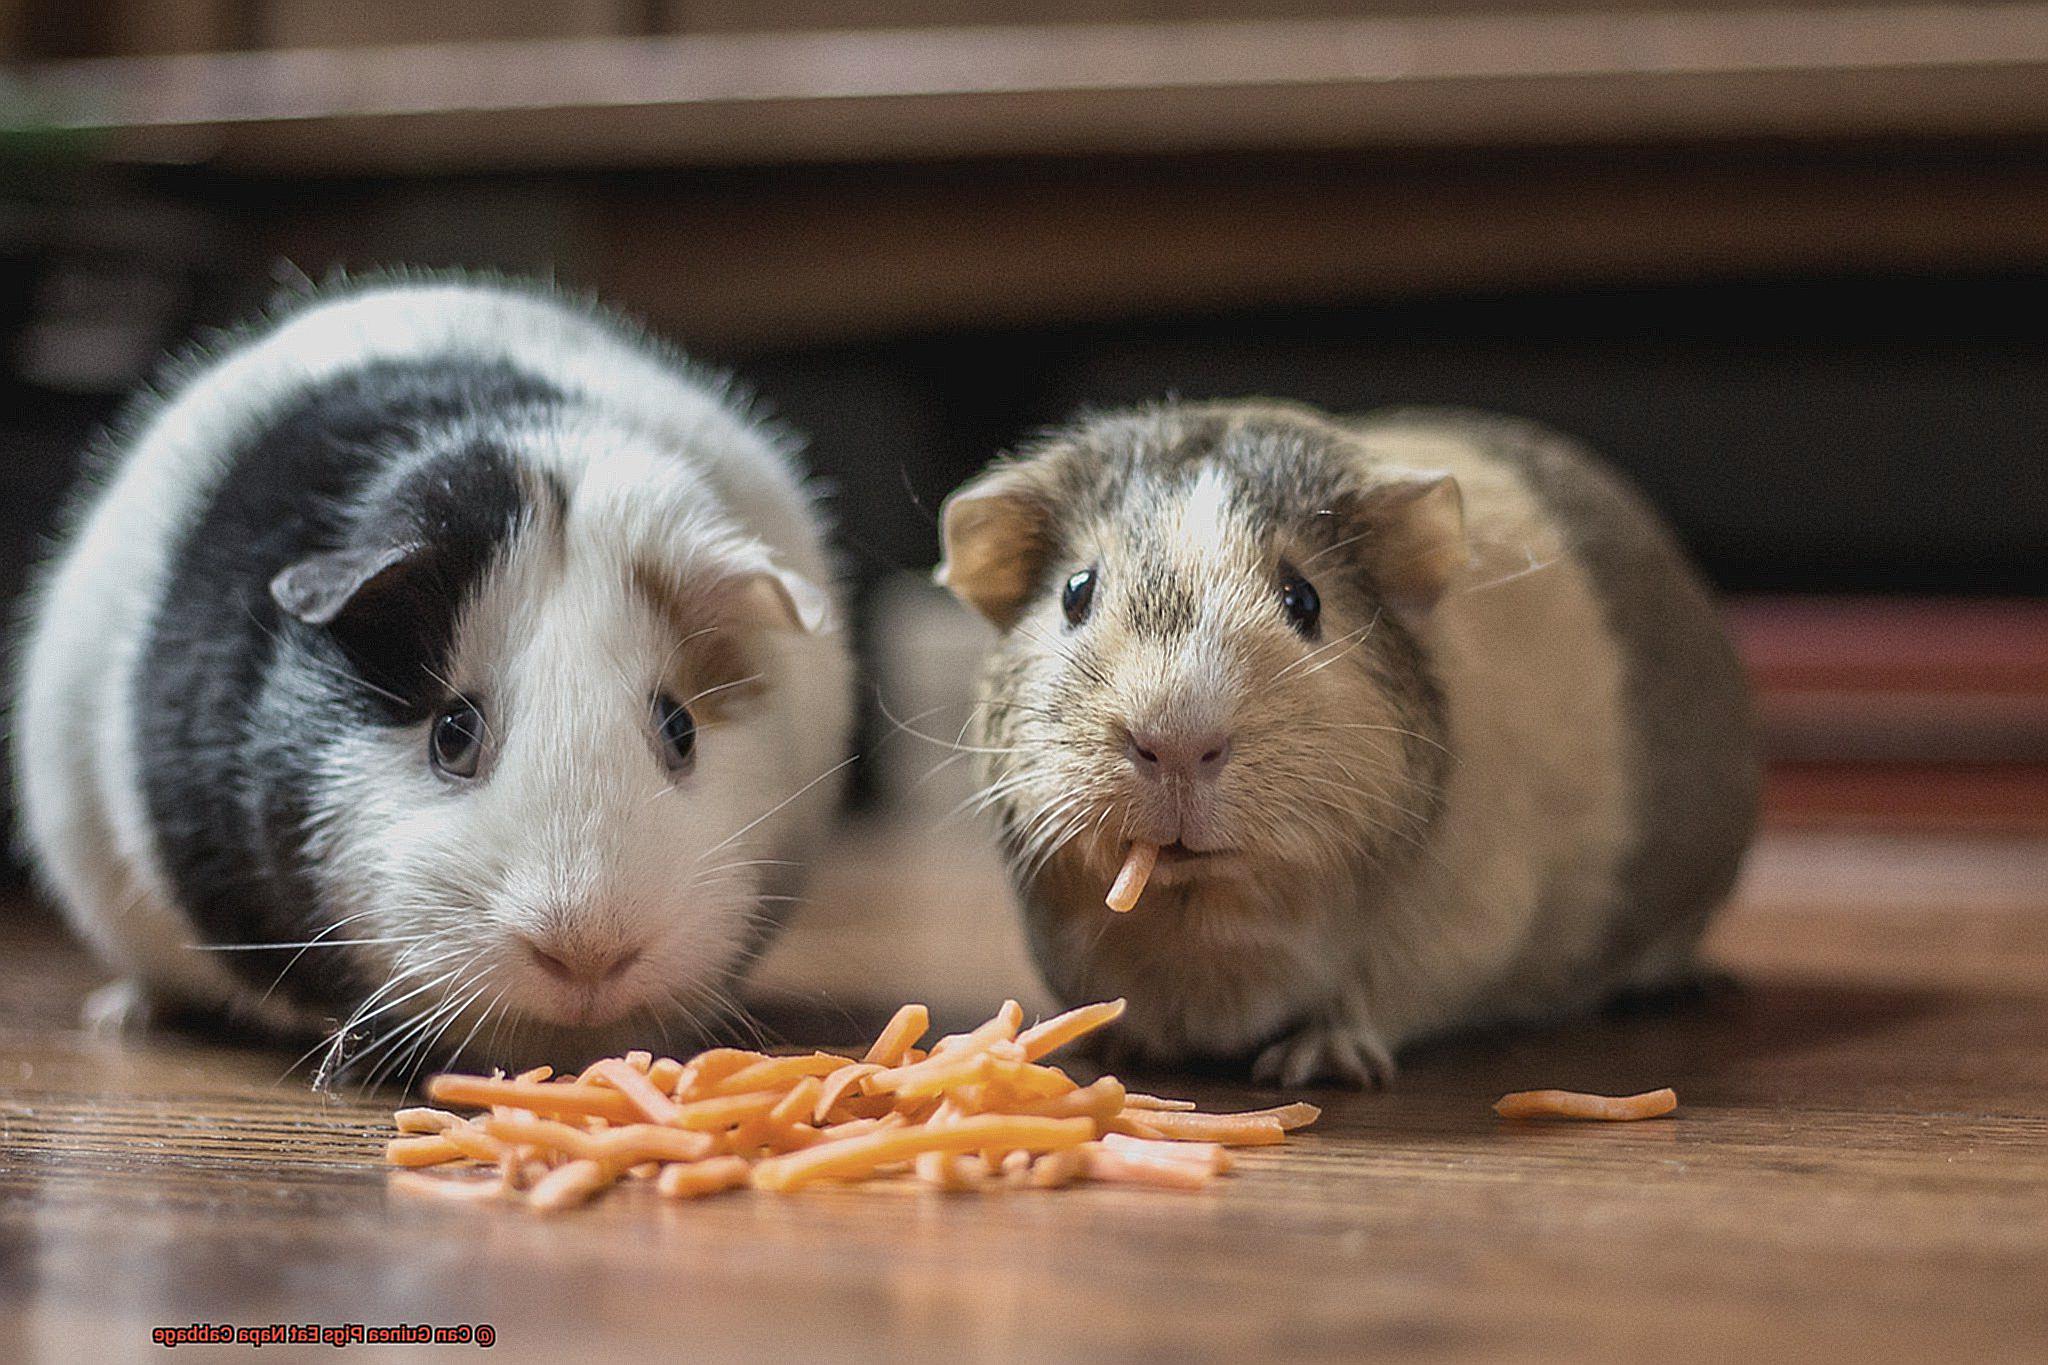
xmin=12 ymin=280 xmax=853 ymax=1053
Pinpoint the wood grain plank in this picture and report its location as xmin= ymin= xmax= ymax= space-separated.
xmin=2 ymin=828 xmax=2045 ymax=1359
xmin=20 ymin=4 xmax=2048 ymax=172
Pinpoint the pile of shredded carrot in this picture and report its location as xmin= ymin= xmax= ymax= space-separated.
xmin=385 ymin=997 xmax=1319 ymax=1213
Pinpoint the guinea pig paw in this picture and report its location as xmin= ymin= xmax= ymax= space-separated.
xmin=1252 ymin=1018 xmax=1395 ymax=1090
xmin=81 ymin=979 xmax=156 ymax=1035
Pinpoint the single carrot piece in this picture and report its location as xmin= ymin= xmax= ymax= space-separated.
xmin=1193 ymin=1101 xmax=1321 ymax=1131
xmin=816 ymin=1115 xmax=902 ymax=1142
xmin=814 ymin=1063 xmax=883 ymax=1123
xmin=647 ymin=1057 xmax=685 ymax=1094
xmin=994 ymin=1076 xmax=1127 ymax=1123
xmin=593 ymin=1125 xmax=719 ymax=1166
xmin=386 ymin=1135 xmax=465 ymax=1167
xmin=913 ymin=1149 xmax=977 ymax=1190
xmin=1028 ymin=1147 xmax=1088 ymax=1189
xmin=861 ymin=1003 xmax=932 ymax=1066
xmin=528 ymin=1159 xmax=611 ymax=1213
xmin=866 ymin=1050 xmax=995 ymax=1098
xmin=1119 ymin=1111 xmax=1288 ymax=1145
xmin=1082 ymin=1143 xmax=1218 ymax=1190
xmin=514 ymin=1065 xmax=553 ymax=1083
xmin=478 ymin=1114 xmax=607 ymax=1162
xmin=1493 ymin=1088 xmax=1678 ymax=1121
xmin=1101 ymin=1131 xmax=1232 ymax=1174
xmin=587 ymin=1058 xmax=685 ymax=1125
xmin=929 ymin=1000 xmax=1024 ymax=1055
xmin=389 ymin=1170 xmax=504 ymax=1202
xmin=769 ymin=1076 xmax=826 ymax=1131
xmin=393 ymin=1107 xmax=462 ymax=1134
xmin=751 ymin=1115 xmax=1094 ymax=1192
xmin=667 ymin=1090 xmax=787 ymax=1132
xmin=709 ymin=1053 xmax=848 ymax=1098
xmin=1018 ymin=998 xmax=1127 ymax=1061
xmin=438 ymin=1124 xmax=508 ymax=1163
xmin=426 ymin=1075 xmax=640 ymax=1125
xmin=1106 ymin=842 xmax=1159 ymax=912
xmin=1104 ymin=1114 xmax=1169 ymax=1139
xmin=673 ymin=1049 xmax=771 ymax=1100
xmin=656 ymin=1156 xmax=752 ymax=1199
xmin=1121 ymin=1093 xmax=1199 ymax=1112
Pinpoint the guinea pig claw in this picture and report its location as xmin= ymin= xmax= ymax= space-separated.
xmin=81 ymin=979 xmax=156 ymax=1036
xmin=1253 ymin=1016 xmax=1396 ymax=1090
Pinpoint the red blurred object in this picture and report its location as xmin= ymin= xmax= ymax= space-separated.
xmin=1730 ymin=597 xmax=2048 ymax=832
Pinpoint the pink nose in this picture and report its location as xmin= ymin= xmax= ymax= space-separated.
xmin=522 ymin=936 xmax=643 ymax=987
xmin=1126 ymin=728 xmax=1233 ymax=782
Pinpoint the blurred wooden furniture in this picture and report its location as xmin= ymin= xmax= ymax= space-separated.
xmin=1732 ymin=598 xmax=2048 ymax=834
xmin=21 ymin=5 xmax=2048 ymax=170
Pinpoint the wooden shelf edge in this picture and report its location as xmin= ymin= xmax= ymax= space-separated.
xmin=18 ymin=4 xmax=2048 ymax=173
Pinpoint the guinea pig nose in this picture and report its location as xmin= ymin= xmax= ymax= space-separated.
xmin=522 ymin=936 xmax=643 ymax=986
xmin=1126 ymin=728 xmax=1233 ymax=782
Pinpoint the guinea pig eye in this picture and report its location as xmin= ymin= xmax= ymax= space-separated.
xmin=429 ymin=700 xmax=486 ymax=780
xmin=653 ymin=692 xmax=696 ymax=774
xmin=1061 ymin=567 xmax=1097 ymax=628
xmin=1279 ymin=569 xmax=1321 ymax=638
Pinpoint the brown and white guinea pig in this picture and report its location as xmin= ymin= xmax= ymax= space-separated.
xmin=936 ymin=401 xmax=1758 ymax=1087
xmin=9 ymin=275 xmax=853 ymax=1082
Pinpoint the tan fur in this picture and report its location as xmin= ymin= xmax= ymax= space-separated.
xmin=939 ymin=401 xmax=1756 ymax=1086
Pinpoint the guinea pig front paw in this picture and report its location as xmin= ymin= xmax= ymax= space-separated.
xmin=1253 ymin=1015 xmax=1396 ymax=1090
xmin=81 ymin=979 xmax=156 ymax=1035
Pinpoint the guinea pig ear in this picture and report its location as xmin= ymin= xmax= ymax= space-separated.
xmin=269 ymin=540 xmax=427 ymax=627
xmin=1353 ymin=470 xmax=1468 ymax=615
xmin=935 ymin=468 xmax=1050 ymax=630
xmin=728 ymin=563 xmax=834 ymax=635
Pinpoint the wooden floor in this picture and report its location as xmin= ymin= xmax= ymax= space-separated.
xmin=2 ymin=828 xmax=2045 ymax=1363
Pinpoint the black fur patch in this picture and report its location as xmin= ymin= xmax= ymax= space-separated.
xmin=135 ymin=358 xmax=559 ymax=1007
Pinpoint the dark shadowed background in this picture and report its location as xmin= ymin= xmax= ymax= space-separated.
xmin=3 ymin=0 xmax=2044 ymax=858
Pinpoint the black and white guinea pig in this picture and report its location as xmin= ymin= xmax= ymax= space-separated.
xmin=937 ymin=401 xmax=1758 ymax=1087
xmin=9 ymin=275 xmax=853 ymax=1080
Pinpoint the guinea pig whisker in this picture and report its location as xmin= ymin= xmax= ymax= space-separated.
xmin=680 ymin=673 xmax=764 ymax=711
xmin=1290 ymin=775 xmax=1433 ymax=851
xmin=241 ymin=603 xmax=414 ymax=711
xmin=402 ymin=972 xmax=500 ymax=1086
xmin=194 ymin=935 xmax=428 ymax=951
xmin=673 ymin=978 xmax=767 ymax=1052
xmin=1013 ymin=621 xmax=1116 ymax=691
xmin=188 ymin=905 xmax=398 ymax=953
xmin=1297 ymin=527 xmax=1377 ymax=572
xmin=702 ymin=856 xmax=799 ymax=873
xmin=1458 ymin=548 xmax=1560 ymax=596
xmin=651 ymin=624 xmax=723 ymax=692
xmin=439 ymin=982 xmax=512 ymax=1073
xmin=359 ymin=959 xmax=492 ymax=1090
xmin=694 ymin=753 xmax=859 ymax=866
xmin=1271 ymin=610 xmax=1382 ymax=685
xmin=1306 ymin=721 xmax=1453 ymax=757
xmin=649 ymin=1001 xmax=679 ymax=1053
xmin=330 ymin=964 xmax=470 ymax=1053
xmin=259 ymin=936 xmax=432 ymax=1012
xmin=872 ymin=693 xmax=1031 ymax=757
xmin=1008 ymin=793 xmax=1102 ymax=886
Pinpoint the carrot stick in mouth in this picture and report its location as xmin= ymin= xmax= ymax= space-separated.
xmin=1106 ymin=842 xmax=1160 ymax=912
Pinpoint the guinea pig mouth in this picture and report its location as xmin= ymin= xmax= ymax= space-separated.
xmin=1140 ymin=840 xmax=1243 ymax=884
